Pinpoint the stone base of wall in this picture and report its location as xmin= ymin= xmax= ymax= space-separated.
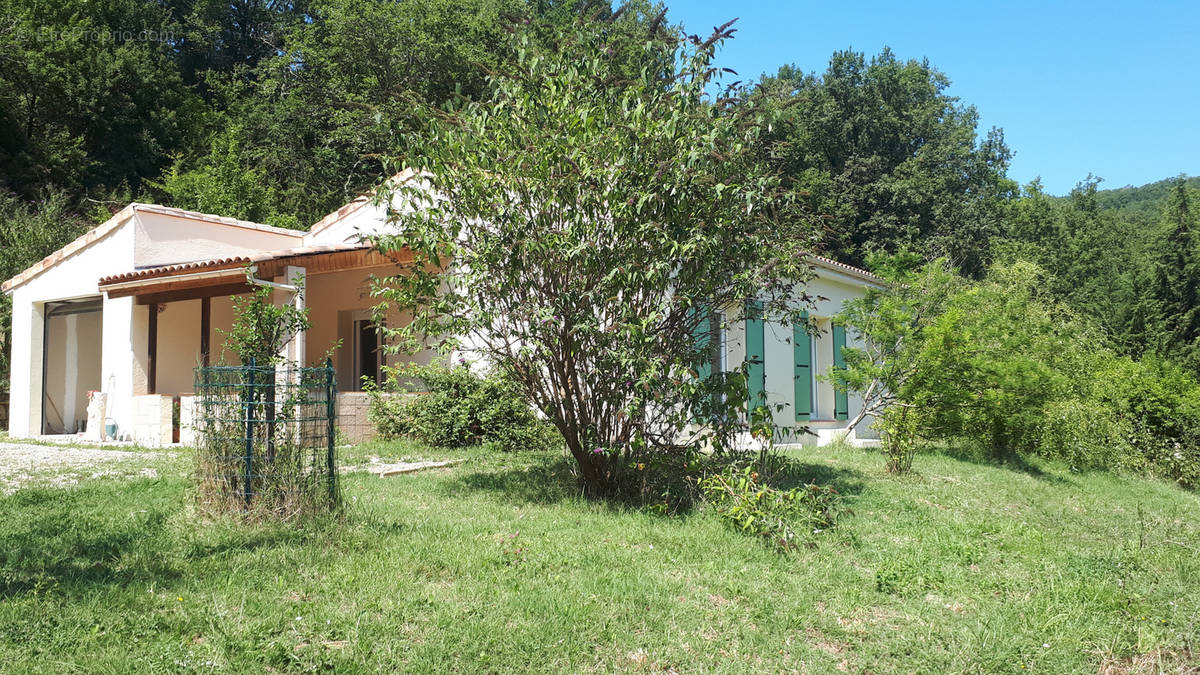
xmin=178 ymin=395 xmax=197 ymax=446
xmin=334 ymin=392 xmax=414 ymax=445
xmin=336 ymin=392 xmax=376 ymax=445
xmin=129 ymin=394 xmax=173 ymax=447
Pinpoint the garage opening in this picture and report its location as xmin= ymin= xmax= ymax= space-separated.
xmin=42 ymin=297 xmax=103 ymax=434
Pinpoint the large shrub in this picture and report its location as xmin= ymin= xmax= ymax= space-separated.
xmin=840 ymin=257 xmax=1200 ymax=487
xmin=371 ymin=22 xmax=813 ymax=497
xmin=367 ymin=361 xmax=558 ymax=453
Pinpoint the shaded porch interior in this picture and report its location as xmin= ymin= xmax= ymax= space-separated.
xmin=41 ymin=297 xmax=103 ymax=434
xmin=98 ymin=247 xmax=433 ymax=443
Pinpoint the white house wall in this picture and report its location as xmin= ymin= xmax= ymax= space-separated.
xmin=304 ymin=200 xmax=392 ymax=247
xmin=721 ymin=269 xmax=877 ymax=445
xmin=132 ymin=210 xmax=301 ymax=267
xmin=7 ymin=221 xmax=136 ymax=437
xmin=154 ymin=299 xmax=203 ymax=394
xmin=7 ymin=208 xmax=304 ymax=439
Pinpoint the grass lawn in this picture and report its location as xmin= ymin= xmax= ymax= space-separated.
xmin=0 ymin=440 xmax=1197 ymax=673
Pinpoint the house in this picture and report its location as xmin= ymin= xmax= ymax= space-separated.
xmin=2 ymin=178 xmax=881 ymax=447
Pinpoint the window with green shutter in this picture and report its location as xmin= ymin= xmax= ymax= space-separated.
xmin=689 ymin=306 xmax=727 ymax=423
xmin=745 ymin=301 xmax=766 ymax=411
xmin=832 ymin=324 xmax=848 ymax=421
xmin=793 ymin=315 xmax=812 ymax=422
xmin=691 ymin=306 xmax=712 ymax=382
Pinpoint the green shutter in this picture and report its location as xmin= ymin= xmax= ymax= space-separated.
xmin=745 ymin=301 xmax=766 ymax=411
xmin=793 ymin=316 xmax=811 ymax=422
xmin=690 ymin=306 xmax=712 ymax=381
xmin=832 ymin=324 xmax=848 ymax=421
xmin=690 ymin=306 xmax=714 ymax=423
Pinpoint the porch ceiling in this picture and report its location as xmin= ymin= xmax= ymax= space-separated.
xmin=98 ymin=244 xmax=413 ymax=304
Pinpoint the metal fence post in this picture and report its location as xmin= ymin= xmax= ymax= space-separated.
xmin=244 ymin=357 xmax=256 ymax=507
xmin=326 ymin=358 xmax=336 ymax=503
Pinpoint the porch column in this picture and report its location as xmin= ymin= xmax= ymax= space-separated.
xmin=7 ymin=291 xmax=39 ymax=436
xmin=276 ymin=265 xmax=306 ymax=366
xmin=99 ymin=295 xmax=144 ymax=440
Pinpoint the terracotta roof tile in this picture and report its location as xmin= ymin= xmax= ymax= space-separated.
xmin=97 ymin=243 xmax=371 ymax=287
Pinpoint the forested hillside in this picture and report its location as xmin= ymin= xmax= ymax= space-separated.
xmin=2 ymin=1 xmax=1198 ymax=475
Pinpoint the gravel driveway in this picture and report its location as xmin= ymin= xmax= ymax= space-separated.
xmin=0 ymin=441 xmax=175 ymax=494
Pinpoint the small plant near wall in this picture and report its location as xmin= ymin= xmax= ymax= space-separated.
xmin=219 ymin=271 xmax=310 ymax=365
xmin=699 ymin=464 xmax=842 ymax=550
xmin=878 ymin=407 xmax=919 ymax=474
xmin=366 ymin=360 xmax=558 ymax=453
xmin=193 ymin=269 xmax=339 ymax=519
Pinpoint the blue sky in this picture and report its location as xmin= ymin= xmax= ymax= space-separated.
xmin=666 ymin=0 xmax=1199 ymax=195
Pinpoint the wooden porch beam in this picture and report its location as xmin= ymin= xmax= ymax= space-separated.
xmin=148 ymin=304 xmax=158 ymax=395
xmin=200 ymin=296 xmax=211 ymax=367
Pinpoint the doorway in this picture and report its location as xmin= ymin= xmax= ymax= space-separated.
xmin=42 ymin=297 xmax=103 ymax=434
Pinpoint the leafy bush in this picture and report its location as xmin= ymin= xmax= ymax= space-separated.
xmin=844 ymin=257 xmax=1200 ymax=488
xmin=367 ymin=361 xmax=558 ymax=453
xmin=1036 ymin=398 xmax=1130 ymax=470
xmin=878 ymin=407 xmax=919 ymax=474
xmin=699 ymin=465 xmax=841 ymax=550
xmin=1099 ymin=356 xmax=1200 ymax=488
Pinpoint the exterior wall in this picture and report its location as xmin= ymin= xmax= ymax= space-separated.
xmin=128 ymin=394 xmax=173 ymax=446
xmin=305 ymin=264 xmax=436 ymax=391
xmin=5 ymin=209 xmax=294 ymax=439
xmin=720 ymin=268 xmax=879 ymax=447
xmin=131 ymin=210 xmax=301 ymax=268
xmin=7 ymin=221 xmax=135 ymax=437
xmin=335 ymin=392 xmax=375 ymax=444
xmin=179 ymin=395 xmax=197 ymax=446
xmin=304 ymin=199 xmax=398 ymax=247
xmin=209 ymin=293 xmax=248 ymax=366
xmin=154 ymin=299 xmax=203 ymax=395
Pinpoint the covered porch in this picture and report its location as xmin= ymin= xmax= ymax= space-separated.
xmin=89 ymin=245 xmax=431 ymax=445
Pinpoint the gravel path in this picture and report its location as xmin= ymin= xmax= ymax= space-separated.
xmin=0 ymin=441 xmax=173 ymax=494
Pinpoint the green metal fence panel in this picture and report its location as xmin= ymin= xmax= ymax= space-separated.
xmin=193 ymin=361 xmax=340 ymax=515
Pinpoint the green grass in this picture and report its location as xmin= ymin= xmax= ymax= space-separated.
xmin=0 ymin=443 xmax=1197 ymax=673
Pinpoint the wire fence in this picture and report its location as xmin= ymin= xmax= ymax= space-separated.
xmin=193 ymin=358 xmax=340 ymax=517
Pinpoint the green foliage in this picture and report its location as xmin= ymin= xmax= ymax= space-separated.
xmin=753 ymin=49 xmax=1016 ymax=276
xmin=0 ymin=0 xmax=196 ymax=196
xmin=373 ymin=22 xmax=812 ymax=496
xmin=150 ymin=128 xmax=299 ymax=228
xmin=366 ymin=361 xmax=558 ymax=453
xmin=218 ymin=274 xmax=311 ymax=365
xmin=699 ymin=464 xmax=841 ymax=550
xmin=842 ymin=257 xmax=1200 ymax=488
xmin=0 ymin=189 xmax=91 ymax=385
xmin=878 ymin=407 xmax=919 ymax=474
xmin=1092 ymin=174 xmax=1200 ymax=226
xmin=1000 ymin=178 xmax=1151 ymax=355
xmin=1148 ymin=180 xmax=1200 ymax=369
xmin=0 ymin=0 xmax=666 ymax=227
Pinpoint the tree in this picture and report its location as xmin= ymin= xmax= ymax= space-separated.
xmin=152 ymin=127 xmax=300 ymax=228
xmin=835 ymin=252 xmax=958 ymax=433
xmin=0 ymin=0 xmax=196 ymax=198
xmin=752 ymin=49 xmax=1015 ymax=276
xmin=373 ymin=22 xmax=813 ymax=497
xmin=839 ymin=258 xmax=1108 ymax=462
xmin=1150 ymin=180 xmax=1200 ymax=369
xmin=0 ymin=189 xmax=91 ymax=386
